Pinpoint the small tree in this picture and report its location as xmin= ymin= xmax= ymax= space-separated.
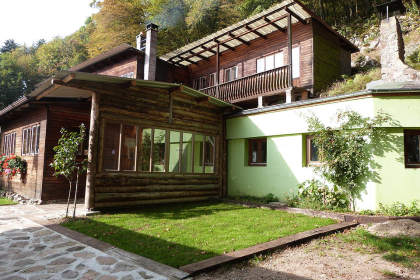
xmin=304 ymin=109 xmax=390 ymax=211
xmin=50 ymin=124 xmax=89 ymax=218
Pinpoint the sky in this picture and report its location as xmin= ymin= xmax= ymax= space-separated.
xmin=0 ymin=0 xmax=98 ymax=47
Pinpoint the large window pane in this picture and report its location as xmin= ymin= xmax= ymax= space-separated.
xmin=153 ymin=129 xmax=166 ymax=172
xmin=275 ymin=52 xmax=284 ymax=68
xmin=266 ymin=55 xmax=274 ymax=71
xmin=169 ymin=131 xmax=181 ymax=172
xmin=205 ymin=136 xmax=215 ymax=174
xmin=121 ymin=125 xmax=137 ymax=171
xmin=182 ymin=133 xmax=193 ymax=173
xmin=292 ymin=47 xmax=300 ymax=78
xmin=407 ymin=134 xmax=420 ymax=163
xmin=194 ymin=135 xmax=204 ymax=173
xmin=104 ymin=123 xmax=121 ymax=170
xmin=257 ymin=58 xmax=264 ymax=73
xmin=139 ymin=128 xmax=152 ymax=171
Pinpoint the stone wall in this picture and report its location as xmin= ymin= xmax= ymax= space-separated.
xmin=380 ymin=17 xmax=420 ymax=83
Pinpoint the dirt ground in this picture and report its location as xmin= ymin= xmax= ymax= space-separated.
xmin=194 ymin=220 xmax=420 ymax=280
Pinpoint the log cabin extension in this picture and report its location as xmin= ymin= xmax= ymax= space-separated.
xmin=0 ymin=0 xmax=362 ymax=209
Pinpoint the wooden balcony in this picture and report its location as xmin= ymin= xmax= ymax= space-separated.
xmin=200 ymin=65 xmax=290 ymax=103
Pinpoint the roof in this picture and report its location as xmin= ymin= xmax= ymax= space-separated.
xmin=0 ymin=71 xmax=240 ymax=118
xmin=161 ymin=0 xmax=358 ymax=66
xmin=226 ymin=81 xmax=420 ymax=118
xmin=68 ymin=44 xmax=142 ymax=72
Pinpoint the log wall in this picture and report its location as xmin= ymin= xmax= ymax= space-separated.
xmin=0 ymin=107 xmax=47 ymax=199
xmin=61 ymin=80 xmax=224 ymax=209
xmin=42 ymin=104 xmax=91 ymax=201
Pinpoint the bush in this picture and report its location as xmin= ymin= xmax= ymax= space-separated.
xmin=0 ymin=154 xmax=26 ymax=179
xmin=378 ymin=199 xmax=420 ymax=216
xmin=285 ymin=179 xmax=349 ymax=211
xmin=227 ymin=192 xmax=279 ymax=204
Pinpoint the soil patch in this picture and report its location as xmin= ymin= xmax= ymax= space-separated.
xmin=367 ymin=219 xmax=420 ymax=238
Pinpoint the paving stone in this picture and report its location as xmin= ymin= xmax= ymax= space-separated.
xmin=66 ymin=246 xmax=85 ymax=252
xmin=32 ymin=245 xmax=47 ymax=251
xmin=61 ymin=270 xmax=79 ymax=279
xmin=46 ymin=265 xmax=68 ymax=273
xmin=48 ymin=257 xmax=77 ymax=266
xmin=121 ymin=276 xmax=134 ymax=280
xmin=33 ymin=230 xmax=52 ymax=237
xmin=0 ymin=246 xmax=4 ymax=251
xmin=29 ymin=275 xmax=52 ymax=280
xmin=21 ymin=265 xmax=45 ymax=273
xmin=12 ymin=251 xmax=34 ymax=260
xmin=42 ymin=252 xmax=67 ymax=260
xmin=51 ymin=241 xmax=77 ymax=249
xmin=79 ymin=269 xmax=100 ymax=280
xmin=9 ymin=241 xmax=29 ymax=248
xmin=23 ymin=227 xmax=43 ymax=232
xmin=96 ymin=256 xmax=117 ymax=265
xmin=4 ymin=276 xmax=26 ymax=280
xmin=76 ymin=263 xmax=87 ymax=270
xmin=110 ymin=262 xmax=136 ymax=273
xmin=73 ymin=252 xmax=95 ymax=259
xmin=14 ymin=258 xmax=36 ymax=266
xmin=42 ymin=235 xmax=62 ymax=243
xmin=139 ymin=271 xmax=154 ymax=279
xmin=98 ymin=276 xmax=118 ymax=280
xmin=12 ymin=236 xmax=30 ymax=240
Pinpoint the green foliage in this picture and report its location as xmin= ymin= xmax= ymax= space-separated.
xmin=0 ymin=154 xmax=26 ymax=179
xmin=227 ymin=192 xmax=279 ymax=204
xmin=406 ymin=47 xmax=420 ymax=70
xmin=0 ymin=197 xmax=18 ymax=205
xmin=0 ymin=39 xmax=19 ymax=53
xmin=378 ymin=199 xmax=420 ymax=216
xmin=320 ymin=68 xmax=381 ymax=97
xmin=284 ymin=179 xmax=349 ymax=211
xmin=62 ymin=202 xmax=336 ymax=268
xmin=303 ymin=109 xmax=391 ymax=211
xmin=50 ymin=124 xmax=89 ymax=182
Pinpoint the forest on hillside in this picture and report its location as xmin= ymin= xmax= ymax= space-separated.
xmin=0 ymin=0 xmax=419 ymax=109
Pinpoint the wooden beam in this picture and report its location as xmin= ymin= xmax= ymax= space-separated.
xmin=228 ymin=32 xmax=249 ymax=45
xmin=36 ymin=83 xmax=61 ymax=100
xmin=196 ymin=97 xmax=211 ymax=103
xmin=120 ymin=80 xmax=137 ymax=89
xmin=62 ymin=73 xmax=76 ymax=83
xmin=245 ymin=25 xmax=267 ymax=39
xmin=285 ymin=7 xmax=307 ymax=24
xmin=287 ymin=13 xmax=293 ymax=88
xmin=169 ymin=85 xmax=183 ymax=92
xmin=169 ymin=92 xmax=173 ymax=123
xmin=263 ymin=16 xmax=286 ymax=32
xmin=188 ymin=51 xmax=209 ymax=61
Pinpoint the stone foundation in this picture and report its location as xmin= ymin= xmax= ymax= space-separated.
xmin=0 ymin=189 xmax=43 ymax=205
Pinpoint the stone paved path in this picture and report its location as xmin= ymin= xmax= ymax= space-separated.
xmin=0 ymin=204 xmax=189 ymax=280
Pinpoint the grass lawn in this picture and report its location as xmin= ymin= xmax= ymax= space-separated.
xmin=0 ymin=197 xmax=17 ymax=205
xmin=62 ymin=202 xmax=337 ymax=268
xmin=341 ymin=227 xmax=420 ymax=268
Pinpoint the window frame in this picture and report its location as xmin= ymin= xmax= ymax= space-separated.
xmin=248 ymin=138 xmax=267 ymax=166
xmin=306 ymin=135 xmax=322 ymax=166
xmin=102 ymin=119 xmax=217 ymax=174
xmin=404 ymin=129 xmax=420 ymax=168
xmin=256 ymin=52 xmax=284 ymax=73
xmin=3 ymin=132 xmax=16 ymax=156
xmin=193 ymin=76 xmax=206 ymax=90
xmin=21 ymin=124 xmax=41 ymax=156
xmin=225 ymin=66 xmax=238 ymax=83
xmin=209 ymin=73 xmax=217 ymax=87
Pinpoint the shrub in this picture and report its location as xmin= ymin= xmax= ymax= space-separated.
xmin=227 ymin=192 xmax=279 ymax=204
xmin=378 ymin=199 xmax=420 ymax=216
xmin=0 ymin=154 xmax=26 ymax=179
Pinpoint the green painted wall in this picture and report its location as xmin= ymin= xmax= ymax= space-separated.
xmin=226 ymin=94 xmax=420 ymax=210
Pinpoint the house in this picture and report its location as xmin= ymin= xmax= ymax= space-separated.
xmin=0 ymin=0 xmax=418 ymax=211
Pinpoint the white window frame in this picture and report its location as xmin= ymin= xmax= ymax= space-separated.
xmin=209 ymin=73 xmax=217 ymax=87
xmin=3 ymin=132 xmax=16 ymax=156
xmin=292 ymin=47 xmax=300 ymax=79
xmin=193 ymin=76 xmax=206 ymax=90
xmin=22 ymin=125 xmax=40 ymax=155
xmin=225 ymin=66 xmax=238 ymax=82
xmin=256 ymin=52 xmax=284 ymax=73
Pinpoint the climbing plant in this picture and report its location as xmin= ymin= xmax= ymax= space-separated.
xmin=303 ymin=109 xmax=391 ymax=211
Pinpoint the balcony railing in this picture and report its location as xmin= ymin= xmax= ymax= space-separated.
xmin=200 ymin=65 xmax=290 ymax=103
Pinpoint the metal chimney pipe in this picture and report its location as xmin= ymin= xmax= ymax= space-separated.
xmin=144 ymin=23 xmax=159 ymax=81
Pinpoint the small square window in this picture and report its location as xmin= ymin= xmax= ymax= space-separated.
xmin=248 ymin=138 xmax=267 ymax=166
xmin=404 ymin=129 xmax=420 ymax=168
xmin=306 ymin=135 xmax=321 ymax=165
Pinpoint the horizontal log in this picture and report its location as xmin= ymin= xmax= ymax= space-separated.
xmin=100 ymin=107 xmax=169 ymax=122
xmin=95 ymin=178 xmax=219 ymax=187
xmin=94 ymin=196 xmax=217 ymax=208
xmin=95 ymin=190 xmax=219 ymax=202
xmin=96 ymin=172 xmax=219 ymax=180
xmin=95 ymin=184 xmax=220 ymax=193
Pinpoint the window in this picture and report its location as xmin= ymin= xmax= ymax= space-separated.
xmin=193 ymin=76 xmax=206 ymax=90
xmin=209 ymin=73 xmax=217 ymax=87
xmin=3 ymin=132 xmax=16 ymax=156
xmin=103 ymin=121 xmax=216 ymax=173
xmin=306 ymin=135 xmax=321 ymax=165
xmin=22 ymin=125 xmax=40 ymax=155
xmin=257 ymin=52 xmax=284 ymax=73
xmin=225 ymin=66 xmax=238 ymax=82
xmin=404 ymin=130 xmax=420 ymax=168
xmin=248 ymin=138 xmax=267 ymax=166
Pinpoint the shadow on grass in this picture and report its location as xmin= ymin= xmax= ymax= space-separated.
xmin=197 ymin=266 xmax=313 ymax=279
xmin=344 ymin=228 xmax=420 ymax=268
xmin=63 ymin=217 xmax=219 ymax=268
xmin=97 ymin=201 xmax=252 ymax=220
